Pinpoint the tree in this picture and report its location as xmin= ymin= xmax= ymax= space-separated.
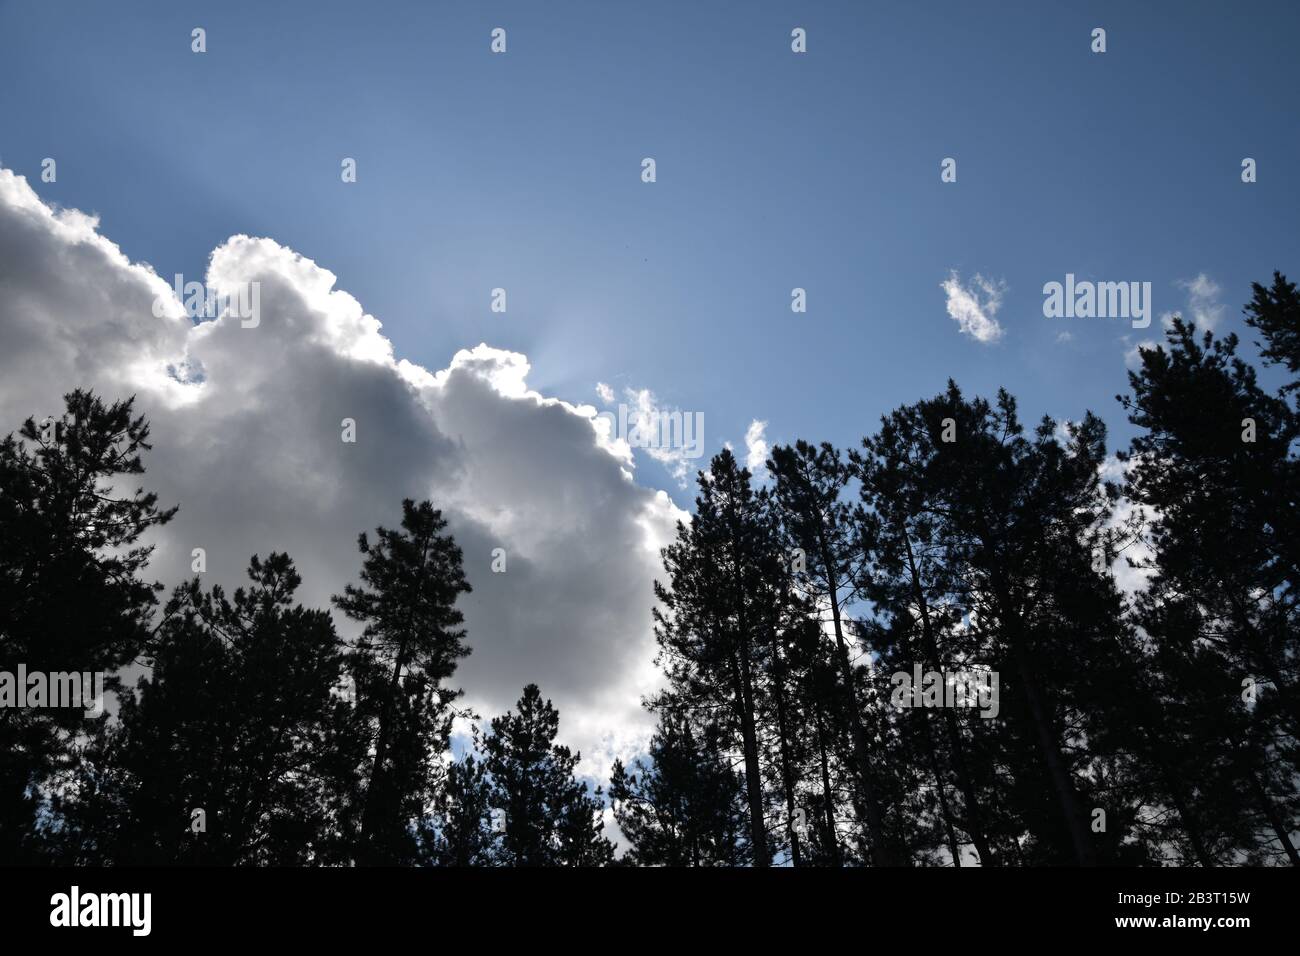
xmin=853 ymin=408 xmax=1000 ymax=865
xmin=17 ymin=269 xmax=1300 ymax=871
xmin=332 ymin=499 xmax=473 ymax=864
xmin=482 ymin=684 xmax=614 ymax=866
xmin=0 ymin=390 xmax=174 ymax=862
xmin=1120 ymin=314 xmax=1300 ymax=864
xmin=609 ymin=703 xmax=748 ymax=866
xmin=910 ymin=386 xmax=1123 ymax=865
xmin=53 ymin=554 xmax=364 ymax=865
xmin=768 ymin=440 xmax=899 ymax=865
xmin=1244 ymin=271 xmax=1300 ymax=383
xmin=652 ymin=449 xmax=779 ymax=865
xmin=427 ymin=752 xmax=495 ymax=866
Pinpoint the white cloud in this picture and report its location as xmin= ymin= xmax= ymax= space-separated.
xmin=0 ymin=167 xmax=685 ymax=783
xmin=618 ymin=386 xmax=704 ymax=489
xmin=1160 ymin=273 xmax=1225 ymax=332
xmin=595 ymin=381 xmax=615 ymax=404
xmin=743 ymin=419 xmax=769 ymax=477
xmin=941 ymin=270 xmax=1005 ymax=344
xmin=1179 ymin=273 xmax=1225 ymax=331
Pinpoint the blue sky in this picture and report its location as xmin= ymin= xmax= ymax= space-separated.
xmin=3 ymin=0 xmax=1298 ymax=503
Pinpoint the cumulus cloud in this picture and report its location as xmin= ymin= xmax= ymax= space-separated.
xmin=743 ymin=419 xmax=769 ymax=477
xmin=0 ymin=167 xmax=684 ymax=782
xmin=941 ymin=271 xmax=1006 ymax=344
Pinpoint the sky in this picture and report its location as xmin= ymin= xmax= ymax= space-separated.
xmin=1 ymin=0 xmax=1298 ymax=788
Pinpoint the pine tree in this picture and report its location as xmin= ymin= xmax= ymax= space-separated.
xmin=0 ymin=390 xmax=175 ymax=861
xmin=768 ymin=440 xmax=900 ymax=865
xmin=53 ymin=554 xmax=363 ymax=864
xmin=609 ymin=703 xmax=748 ymax=866
xmin=938 ymin=388 xmax=1138 ymax=863
xmin=1120 ymin=313 xmax=1300 ymax=864
xmin=785 ymin=623 xmax=852 ymax=865
xmin=482 ymin=684 xmax=614 ymax=866
xmin=1244 ymin=271 xmax=1300 ymax=383
xmin=652 ymin=449 xmax=778 ymax=865
xmin=427 ymin=752 xmax=495 ymax=866
xmin=333 ymin=499 xmax=473 ymax=864
xmin=853 ymin=401 xmax=1008 ymax=865
xmin=849 ymin=384 xmax=1143 ymax=864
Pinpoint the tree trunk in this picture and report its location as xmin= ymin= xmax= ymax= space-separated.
xmin=1013 ymin=640 xmax=1096 ymax=865
xmin=901 ymin=526 xmax=997 ymax=865
xmin=732 ymin=648 xmax=769 ymax=866
xmin=1153 ymin=754 xmax=1217 ymax=867
xmin=359 ymin=645 xmax=406 ymax=863
xmin=817 ymin=529 xmax=898 ymax=865
xmin=1246 ymin=763 xmax=1300 ymax=866
xmin=813 ymin=695 xmax=841 ymax=866
xmin=768 ymin=629 xmax=802 ymax=866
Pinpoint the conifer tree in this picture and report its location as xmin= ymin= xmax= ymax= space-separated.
xmin=482 ymin=684 xmax=614 ymax=866
xmin=853 ymin=403 xmax=1000 ymax=864
xmin=1121 ymin=314 xmax=1299 ymax=864
xmin=652 ymin=449 xmax=777 ymax=864
xmin=0 ymin=390 xmax=174 ymax=862
xmin=1244 ymin=271 xmax=1300 ymax=384
xmin=609 ymin=703 xmax=748 ymax=866
xmin=919 ymin=387 xmax=1128 ymax=864
xmin=427 ymin=752 xmax=495 ymax=866
xmin=333 ymin=499 xmax=472 ymax=864
xmin=768 ymin=441 xmax=899 ymax=865
xmin=53 ymin=554 xmax=363 ymax=865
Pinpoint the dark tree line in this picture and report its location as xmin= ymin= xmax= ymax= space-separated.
xmin=0 ymin=404 xmax=611 ymax=865
xmin=1 ymin=274 xmax=1296 ymax=865
xmin=620 ymin=272 xmax=1299 ymax=867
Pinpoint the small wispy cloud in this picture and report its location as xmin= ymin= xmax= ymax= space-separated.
xmin=622 ymin=387 xmax=701 ymax=488
xmin=1179 ymin=273 xmax=1225 ymax=330
xmin=942 ymin=271 xmax=1006 ymax=344
xmin=1160 ymin=273 xmax=1225 ymax=331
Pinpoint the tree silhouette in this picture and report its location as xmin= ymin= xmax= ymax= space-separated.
xmin=54 ymin=554 xmax=363 ymax=865
xmin=0 ymin=390 xmax=174 ymax=863
xmin=768 ymin=440 xmax=900 ymax=865
xmin=609 ymin=703 xmax=748 ymax=866
xmin=1120 ymin=313 xmax=1300 ymax=864
xmin=651 ymin=449 xmax=779 ymax=864
xmin=6 ymin=273 xmax=1298 ymax=868
xmin=481 ymin=684 xmax=614 ymax=866
xmin=333 ymin=499 xmax=473 ymax=865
